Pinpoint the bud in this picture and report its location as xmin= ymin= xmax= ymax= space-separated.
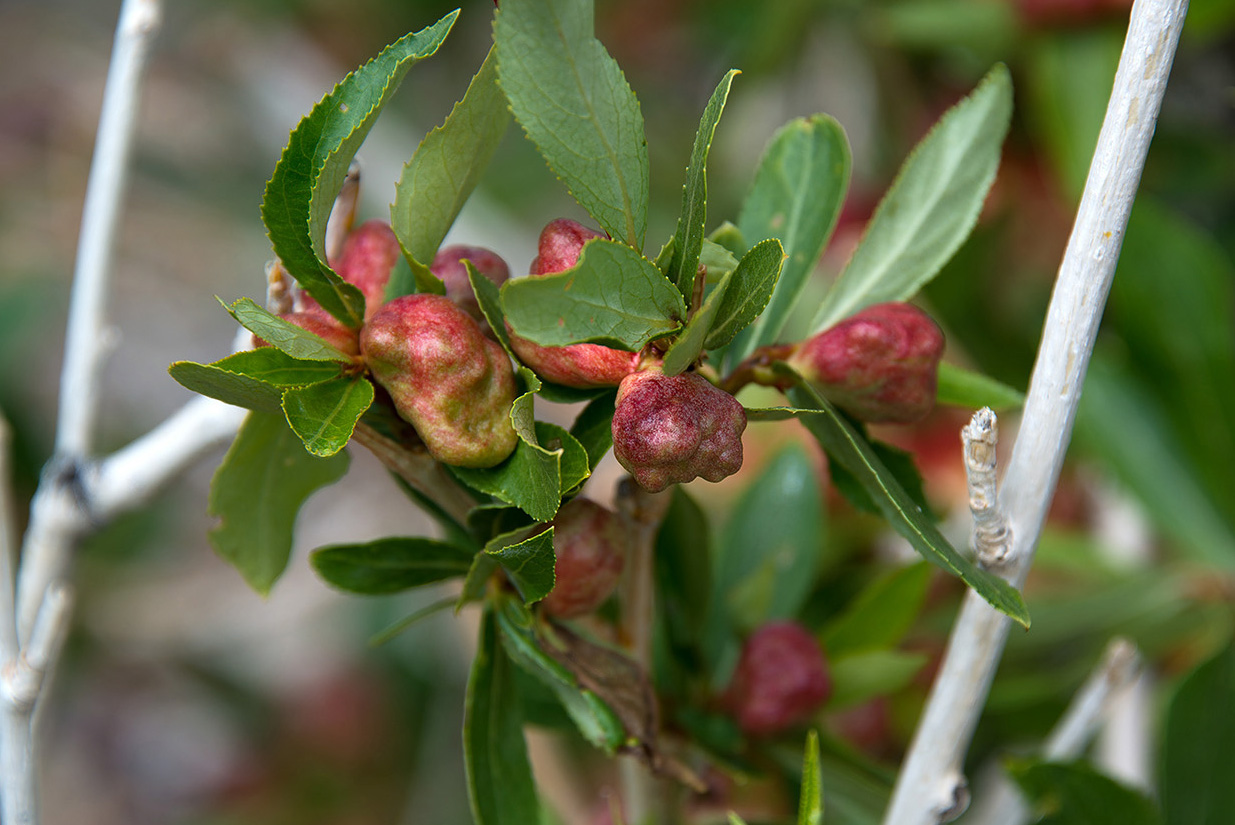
xmin=254 ymin=309 xmax=360 ymax=357
xmin=361 ymin=294 xmax=518 ymax=468
xmin=431 ymin=245 xmax=511 ymax=321
xmin=611 ymin=367 xmax=746 ymax=493
xmin=305 ymin=219 xmax=400 ymax=320
xmin=541 ymin=498 xmax=627 ymax=619
xmin=724 ymin=621 xmax=831 ymax=736
xmin=788 ymin=302 xmax=944 ymax=424
xmin=508 ymin=218 xmax=639 ymax=388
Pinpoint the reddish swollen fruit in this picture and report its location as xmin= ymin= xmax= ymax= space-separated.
xmin=724 ymin=621 xmax=831 ymax=736
xmin=541 ymin=498 xmax=628 ymax=619
xmin=611 ymin=367 xmax=746 ymax=493
xmin=255 ymin=309 xmax=360 ymax=357
xmin=361 ymin=294 xmax=517 ymax=468
xmin=304 ymin=219 xmax=400 ymax=321
xmin=431 ymin=245 xmax=511 ymax=321
xmin=788 ymin=302 xmax=944 ymax=424
xmin=507 ymin=218 xmax=640 ymax=388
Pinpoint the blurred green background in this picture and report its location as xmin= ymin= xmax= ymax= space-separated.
xmin=1 ymin=0 xmax=1233 ymax=822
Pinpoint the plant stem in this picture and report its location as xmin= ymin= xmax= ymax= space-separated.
xmin=350 ymin=422 xmax=478 ymax=526
xmin=880 ymin=0 xmax=1189 ymax=821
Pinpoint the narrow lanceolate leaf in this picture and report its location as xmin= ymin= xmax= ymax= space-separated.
xmin=1008 ymin=759 xmax=1163 ymax=825
xmin=465 ymin=610 xmax=540 ymax=825
xmin=822 ymin=562 xmax=933 ymax=657
xmin=936 ymin=362 xmax=1025 ymax=411
xmin=208 ymin=412 xmax=350 ymax=595
xmin=810 ymin=65 xmax=1012 ymax=333
xmin=486 ymin=527 xmax=557 ymax=606
xmin=222 ymin=298 xmax=355 ymax=362
xmin=728 ymin=115 xmax=851 ymax=365
xmin=666 ymin=69 xmax=740 ymax=300
xmin=799 ymin=730 xmax=824 ymax=825
xmin=1161 ymin=641 xmax=1235 ymax=825
xmin=392 ymin=45 xmax=511 ymax=269
xmin=496 ymin=597 xmax=626 ymax=752
xmin=281 ymin=375 xmax=374 ymax=457
xmin=501 ymin=239 xmax=685 ymax=350
xmin=662 ymin=272 xmax=731 ymax=376
xmin=782 ymin=369 xmax=1029 ymax=627
xmin=310 ymin=537 xmax=474 ymax=595
xmin=261 ymin=13 xmax=458 ymax=327
xmin=704 ymin=238 xmax=785 ymax=350
xmin=495 ymin=0 xmax=649 ymax=248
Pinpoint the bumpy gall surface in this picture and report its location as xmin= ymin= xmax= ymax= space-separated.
xmin=611 ymin=367 xmax=746 ymax=493
xmin=431 ymin=244 xmax=511 ymax=321
xmin=361 ymin=294 xmax=517 ymax=468
xmin=788 ymin=302 xmax=944 ymax=424
xmin=541 ymin=498 xmax=628 ymax=619
xmin=724 ymin=621 xmax=832 ymax=736
xmin=507 ymin=218 xmax=639 ymax=388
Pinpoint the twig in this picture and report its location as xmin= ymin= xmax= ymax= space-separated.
xmin=966 ymin=639 xmax=1142 ymax=825
xmin=880 ymin=0 xmax=1188 ymax=822
xmin=349 ymin=423 xmax=478 ymax=526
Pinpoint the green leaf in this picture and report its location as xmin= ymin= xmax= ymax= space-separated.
xmin=666 ymin=69 xmax=739 ymax=299
xmin=369 ymin=596 xmax=457 ymax=646
xmin=465 ymin=610 xmax=541 ymax=825
xmin=459 ymin=553 xmax=501 ymax=607
xmin=208 ymin=412 xmax=349 ymax=595
xmin=451 ymin=419 xmax=566 ymax=523
xmin=281 ymin=375 xmax=374 ymax=457
xmin=704 ymin=238 xmax=785 ymax=351
xmin=655 ymin=487 xmax=713 ymax=657
xmin=392 ymin=45 xmax=511 ymax=269
xmin=542 ymin=422 xmax=590 ymax=495
xmin=710 ymin=447 xmax=824 ymax=636
xmin=569 ymin=390 xmax=617 ymax=471
xmin=827 ymin=436 xmax=930 ymax=517
xmin=486 ymin=527 xmax=557 ymax=606
xmin=310 ymin=537 xmax=474 ymax=595
xmin=220 ymin=298 xmax=354 ymax=362
xmin=1161 ymin=641 xmax=1235 ymax=825
xmin=470 ymin=262 xmax=516 ymax=357
xmin=784 ymin=371 xmax=1030 ymax=627
xmin=205 ymin=349 xmax=345 ymax=387
xmin=261 ymin=13 xmax=458 ymax=327
xmin=495 ymin=0 xmax=648 ymax=248
xmin=662 ymin=271 xmax=732 ymax=376
xmin=728 ymin=815 xmax=749 ymax=825
xmin=700 ymin=237 xmax=741 ymax=280
xmin=810 ymin=64 xmax=1012 ymax=333
xmin=828 ymin=650 xmax=929 ymax=709
xmin=799 ymin=730 xmax=824 ymax=825
xmin=822 ymin=562 xmax=933 ymax=657
xmin=727 ymin=115 xmax=851 ymax=365
xmin=169 ymin=361 xmax=285 ymax=415
xmin=1008 ymin=759 xmax=1162 ymax=825
xmin=501 ymin=239 xmax=685 ymax=350
xmin=936 ymin=362 xmax=1025 ymax=411
xmin=496 ymin=598 xmax=626 ymax=752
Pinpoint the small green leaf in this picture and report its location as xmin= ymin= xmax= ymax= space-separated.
xmin=784 ymin=369 xmax=1030 ymax=627
xmin=540 ymin=422 xmax=590 ymax=495
xmin=823 ymin=562 xmax=933 ymax=657
xmin=261 ymin=13 xmax=458 ymax=327
xmin=206 ymin=349 xmax=345 ymax=387
xmin=728 ymin=814 xmax=749 ymax=825
xmin=810 ymin=65 xmax=1012 ymax=333
xmin=799 ymin=730 xmax=823 ymax=825
xmin=458 ymin=553 xmax=501 ymax=607
xmin=704 ymin=238 xmax=785 ymax=350
xmin=496 ymin=598 xmax=626 ymax=752
xmin=451 ymin=422 xmax=564 ymax=523
xmin=728 ymin=115 xmax=851 ymax=365
xmin=936 ymin=362 xmax=1025 ymax=410
xmin=281 ymin=375 xmax=374 ymax=457
xmin=495 ymin=0 xmax=649 ymax=248
xmin=465 ymin=610 xmax=541 ymax=825
xmin=1161 ymin=641 xmax=1235 ymax=825
xmin=666 ymin=69 xmax=740 ymax=300
xmin=662 ymin=272 xmax=731 ymax=376
xmin=169 ymin=361 xmax=285 ymax=415
xmin=486 ymin=527 xmax=556 ymax=606
xmin=569 ymin=390 xmax=617 ymax=471
xmin=392 ymin=45 xmax=511 ymax=269
xmin=1008 ymin=759 xmax=1162 ymax=825
xmin=828 ymin=650 xmax=929 ymax=709
xmin=469 ymin=262 xmax=516 ymax=357
xmin=208 ymin=412 xmax=349 ymax=595
xmin=501 ymin=239 xmax=686 ymax=350
xmin=310 ymin=537 xmax=474 ymax=595
xmin=220 ymin=298 xmax=355 ymax=362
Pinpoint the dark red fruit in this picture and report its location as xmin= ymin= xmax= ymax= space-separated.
xmin=611 ymin=366 xmax=746 ymax=493
xmin=725 ymin=621 xmax=831 ymax=736
xmin=541 ymin=498 xmax=627 ymax=619
xmin=303 ymin=220 xmax=400 ymax=321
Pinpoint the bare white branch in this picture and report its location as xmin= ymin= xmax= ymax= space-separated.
xmin=881 ymin=0 xmax=1188 ymax=822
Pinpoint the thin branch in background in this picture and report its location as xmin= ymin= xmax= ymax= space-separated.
xmin=0 ymin=413 xmax=20 ymax=667
xmin=880 ymin=0 xmax=1189 ymax=822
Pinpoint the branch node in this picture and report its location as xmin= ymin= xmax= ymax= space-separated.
xmin=265 ymin=259 xmax=295 ymax=316
xmin=961 ymin=408 xmax=1012 ymax=568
